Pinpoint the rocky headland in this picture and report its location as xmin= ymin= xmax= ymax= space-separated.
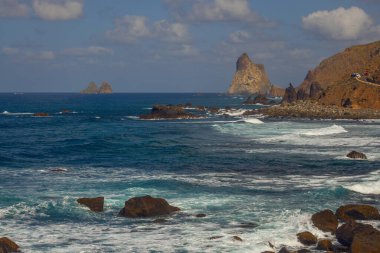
xmin=81 ymin=81 xmax=113 ymax=94
xmin=227 ymin=53 xmax=284 ymax=96
xmin=248 ymin=40 xmax=380 ymax=119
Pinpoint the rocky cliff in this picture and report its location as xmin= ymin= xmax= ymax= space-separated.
xmin=81 ymin=81 xmax=113 ymax=94
xmin=227 ymin=53 xmax=271 ymax=95
xmin=283 ymin=40 xmax=380 ymax=109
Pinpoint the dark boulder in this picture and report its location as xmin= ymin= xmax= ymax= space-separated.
xmin=317 ymin=239 xmax=333 ymax=251
xmin=346 ymin=151 xmax=367 ymax=160
xmin=311 ymin=209 xmax=338 ymax=233
xmin=232 ymin=236 xmax=243 ymax=241
xmin=77 ymin=197 xmax=104 ymax=212
xmin=118 ymin=195 xmax=180 ymax=218
xmin=336 ymin=204 xmax=380 ymax=221
xmin=0 ymin=237 xmax=19 ymax=252
xmin=351 ymin=226 xmax=380 ymax=253
xmin=296 ymin=231 xmax=317 ymax=246
xmin=336 ymin=220 xmax=374 ymax=246
xmin=195 ymin=213 xmax=206 ymax=218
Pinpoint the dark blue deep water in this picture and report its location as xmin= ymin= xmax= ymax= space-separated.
xmin=0 ymin=93 xmax=379 ymax=252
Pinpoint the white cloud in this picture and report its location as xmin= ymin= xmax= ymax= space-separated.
xmin=33 ymin=0 xmax=83 ymax=20
xmin=63 ymin=46 xmax=113 ymax=56
xmin=229 ymin=31 xmax=250 ymax=43
xmin=106 ymin=15 xmax=190 ymax=44
xmin=2 ymin=47 xmax=20 ymax=55
xmin=106 ymin=16 xmax=151 ymax=43
xmin=302 ymin=6 xmax=375 ymax=40
xmin=0 ymin=0 xmax=29 ymax=17
xmin=164 ymin=0 xmax=268 ymax=24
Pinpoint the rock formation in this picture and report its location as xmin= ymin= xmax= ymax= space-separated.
xmin=118 ymin=195 xmax=180 ymax=218
xmin=81 ymin=81 xmax=113 ymax=94
xmin=139 ymin=104 xmax=201 ymax=120
xmin=336 ymin=204 xmax=380 ymax=221
xmin=98 ymin=81 xmax=113 ymax=94
xmin=346 ymin=151 xmax=367 ymax=160
xmin=268 ymin=84 xmax=285 ymax=97
xmin=285 ymin=40 xmax=380 ymax=109
xmin=227 ymin=53 xmax=271 ymax=95
xmin=77 ymin=197 xmax=104 ymax=212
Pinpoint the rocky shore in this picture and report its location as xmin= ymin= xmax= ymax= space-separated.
xmin=245 ymin=100 xmax=380 ymax=119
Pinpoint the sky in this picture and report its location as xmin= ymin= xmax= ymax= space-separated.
xmin=0 ymin=0 xmax=380 ymax=92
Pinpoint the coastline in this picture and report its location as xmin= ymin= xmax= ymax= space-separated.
xmin=245 ymin=100 xmax=380 ymax=120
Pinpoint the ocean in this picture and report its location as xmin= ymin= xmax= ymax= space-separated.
xmin=0 ymin=93 xmax=379 ymax=253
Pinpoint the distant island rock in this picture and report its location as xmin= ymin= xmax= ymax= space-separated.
xmin=81 ymin=81 xmax=113 ymax=94
xmin=227 ymin=53 xmax=284 ymax=96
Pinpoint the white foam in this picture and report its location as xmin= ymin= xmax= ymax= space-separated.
xmin=343 ymin=170 xmax=380 ymax=194
xmin=301 ymin=124 xmax=347 ymax=136
xmin=126 ymin=116 xmax=139 ymax=120
xmin=1 ymin=111 xmax=33 ymax=115
xmin=218 ymin=109 xmax=247 ymax=116
xmin=243 ymin=118 xmax=264 ymax=124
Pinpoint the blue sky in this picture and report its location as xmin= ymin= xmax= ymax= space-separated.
xmin=0 ymin=0 xmax=380 ymax=92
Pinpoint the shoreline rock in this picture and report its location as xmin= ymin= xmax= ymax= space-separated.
xmin=118 ymin=195 xmax=180 ymax=218
xmin=77 ymin=197 xmax=104 ymax=212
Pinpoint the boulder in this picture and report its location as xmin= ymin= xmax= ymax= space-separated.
xmin=346 ymin=151 xmax=367 ymax=160
xmin=232 ymin=236 xmax=243 ymax=241
xmin=195 ymin=213 xmax=206 ymax=218
xmin=336 ymin=220 xmax=374 ymax=246
xmin=311 ymin=209 xmax=338 ymax=233
xmin=118 ymin=195 xmax=180 ymax=218
xmin=317 ymin=239 xmax=333 ymax=251
xmin=77 ymin=197 xmax=104 ymax=212
xmin=336 ymin=204 xmax=380 ymax=221
xmin=351 ymin=226 xmax=380 ymax=253
xmin=0 ymin=237 xmax=19 ymax=252
xmin=296 ymin=231 xmax=317 ymax=246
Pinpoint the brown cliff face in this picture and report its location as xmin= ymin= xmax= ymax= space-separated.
xmin=227 ymin=53 xmax=271 ymax=95
xmin=289 ymin=40 xmax=380 ymax=109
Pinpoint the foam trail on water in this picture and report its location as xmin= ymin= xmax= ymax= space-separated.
xmin=301 ymin=124 xmax=347 ymax=136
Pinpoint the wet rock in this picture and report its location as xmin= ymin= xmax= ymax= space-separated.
xmin=118 ymin=195 xmax=180 ymax=218
xmin=232 ymin=236 xmax=243 ymax=242
xmin=209 ymin=236 xmax=223 ymax=240
xmin=346 ymin=151 xmax=367 ymax=160
xmin=195 ymin=213 xmax=206 ymax=218
xmin=237 ymin=222 xmax=259 ymax=229
xmin=153 ymin=218 xmax=168 ymax=223
xmin=139 ymin=105 xmax=200 ymax=120
xmin=336 ymin=204 xmax=379 ymax=221
xmin=336 ymin=220 xmax=374 ymax=246
xmin=317 ymin=239 xmax=333 ymax=251
xmin=0 ymin=237 xmax=19 ymax=252
xmin=33 ymin=112 xmax=49 ymax=117
xmin=77 ymin=197 xmax=104 ymax=212
xmin=351 ymin=226 xmax=380 ymax=253
xmin=296 ymin=231 xmax=317 ymax=246
xmin=311 ymin=209 xmax=338 ymax=233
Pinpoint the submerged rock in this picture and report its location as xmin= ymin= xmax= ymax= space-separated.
xmin=336 ymin=204 xmax=380 ymax=221
xmin=195 ymin=213 xmax=207 ymax=218
xmin=77 ymin=197 xmax=104 ymax=212
xmin=346 ymin=151 xmax=367 ymax=160
xmin=118 ymin=195 xmax=180 ymax=218
xmin=0 ymin=237 xmax=19 ymax=252
xmin=311 ymin=209 xmax=338 ymax=233
xmin=296 ymin=231 xmax=317 ymax=246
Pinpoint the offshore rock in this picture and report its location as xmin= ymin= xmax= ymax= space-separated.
xmin=77 ymin=197 xmax=104 ymax=212
xmin=346 ymin=151 xmax=367 ymax=160
xmin=118 ymin=195 xmax=180 ymax=218
xmin=81 ymin=81 xmax=98 ymax=94
xmin=311 ymin=209 xmax=338 ymax=233
xmin=98 ymin=81 xmax=113 ymax=94
xmin=0 ymin=237 xmax=19 ymax=252
xmin=139 ymin=104 xmax=200 ymax=119
xmin=336 ymin=204 xmax=380 ymax=221
xmin=227 ymin=53 xmax=271 ymax=95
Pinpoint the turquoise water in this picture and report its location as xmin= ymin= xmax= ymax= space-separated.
xmin=0 ymin=93 xmax=379 ymax=252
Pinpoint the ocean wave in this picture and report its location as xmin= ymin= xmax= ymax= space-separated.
xmin=1 ymin=110 xmax=33 ymax=115
xmin=343 ymin=170 xmax=380 ymax=195
xmin=243 ymin=118 xmax=264 ymax=124
xmin=301 ymin=124 xmax=347 ymax=136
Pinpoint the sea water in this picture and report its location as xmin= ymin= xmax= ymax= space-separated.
xmin=0 ymin=93 xmax=379 ymax=252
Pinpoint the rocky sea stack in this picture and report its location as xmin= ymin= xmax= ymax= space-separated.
xmin=228 ymin=53 xmax=283 ymax=96
xmin=81 ymin=81 xmax=113 ymax=94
